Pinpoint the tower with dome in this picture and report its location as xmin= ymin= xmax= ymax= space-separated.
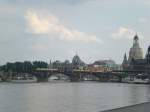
xmin=72 ymin=54 xmax=85 ymax=69
xmin=128 ymin=35 xmax=143 ymax=63
xmin=122 ymin=34 xmax=150 ymax=71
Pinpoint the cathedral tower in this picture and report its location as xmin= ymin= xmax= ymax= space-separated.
xmin=122 ymin=53 xmax=128 ymax=70
xmin=128 ymin=35 xmax=143 ymax=63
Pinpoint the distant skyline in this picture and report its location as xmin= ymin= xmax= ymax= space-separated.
xmin=0 ymin=0 xmax=150 ymax=65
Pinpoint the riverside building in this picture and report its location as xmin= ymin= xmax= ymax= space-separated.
xmin=122 ymin=34 xmax=150 ymax=71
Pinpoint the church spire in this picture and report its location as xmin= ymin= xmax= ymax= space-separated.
xmin=49 ymin=59 xmax=53 ymax=69
xmin=124 ymin=53 xmax=127 ymax=60
xmin=122 ymin=53 xmax=128 ymax=70
xmin=123 ymin=53 xmax=128 ymax=64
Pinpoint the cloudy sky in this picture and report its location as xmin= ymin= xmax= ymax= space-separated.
xmin=0 ymin=0 xmax=150 ymax=65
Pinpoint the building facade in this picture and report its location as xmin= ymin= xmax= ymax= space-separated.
xmin=122 ymin=35 xmax=144 ymax=70
xmin=72 ymin=54 xmax=85 ymax=69
xmin=52 ymin=54 xmax=85 ymax=71
xmin=122 ymin=34 xmax=150 ymax=72
xmin=93 ymin=59 xmax=120 ymax=70
xmin=128 ymin=35 xmax=143 ymax=63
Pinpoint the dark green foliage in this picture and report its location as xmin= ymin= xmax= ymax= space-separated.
xmin=0 ymin=65 xmax=6 ymax=71
xmin=23 ymin=61 xmax=33 ymax=73
xmin=0 ymin=61 xmax=48 ymax=73
xmin=33 ymin=61 xmax=48 ymax=70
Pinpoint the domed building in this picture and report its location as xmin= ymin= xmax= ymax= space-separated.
xmin=122 ymin=34 xmax=144 ymax=70
xmin=129 ymin=46 xmax=150 ymax=71
xmin=72 ymin=54 xmax=85 ymax=69
xmin=128 ymin=35 xmax=143 ymax=63
xmin=122 ymin=34 xmax=150 ymax=71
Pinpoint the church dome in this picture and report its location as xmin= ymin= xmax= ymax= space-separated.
xmin=72 ymin=55 xmax=84 ymax=66
xmin=134 ymin=35 xmax=139 ymax=40
xmin=128 ymin=35 xmax=143 ymax=63
xmin=64 ymin=60 xmax=70 ymax=64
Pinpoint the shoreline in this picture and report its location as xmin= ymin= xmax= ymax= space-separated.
xmin=101 ymin=102 xmax=150 ymax=112
xmin=0 ymin=80 xmax=150 ymax=85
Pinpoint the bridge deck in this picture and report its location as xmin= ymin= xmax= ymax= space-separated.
xmin=102 ymin=102 xmax=150 ymax=112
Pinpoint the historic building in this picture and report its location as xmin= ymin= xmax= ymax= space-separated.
xmin=122 ymin=34 xmax=150 ymax=72
xmin=93 ymin=59 xmax=121 ymax=70
xmin=72 ymin=54 xmax=85 ymax=69
xmin=130 ymin=46 xmax=150 ymax=71
xmin=52 ymin=54 xmax=85 ymax=71
xmin=128 ymin=35 xmax=143 ymax=63
xmin=122 ymin=35 xmax=143 ymax=70
xmin=52 ymin=60 xmax=73 ymax=72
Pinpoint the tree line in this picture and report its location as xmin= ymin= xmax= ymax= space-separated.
xmin=0 ymin=61 xmax=48 ymax=73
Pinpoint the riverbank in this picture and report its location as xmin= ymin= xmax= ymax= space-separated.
xmin=102 ymin=102 xmax=150 ymax=112
xmin=0 ymin=79 xmax=150 ymax=85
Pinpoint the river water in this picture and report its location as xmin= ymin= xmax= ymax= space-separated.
xmin=0 ymin=82 xmax=150 ymax=112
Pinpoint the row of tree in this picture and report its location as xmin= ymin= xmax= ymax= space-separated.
xmin=0 ymin=61 xmax=48 ymax=73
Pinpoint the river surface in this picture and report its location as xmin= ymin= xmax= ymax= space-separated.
xmin=0 ymin=82 xmax=150 ymax=112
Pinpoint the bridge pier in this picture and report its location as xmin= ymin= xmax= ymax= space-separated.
xmin=94 ymin=72 xmax=112 ymax=82
xmin=36 ymin=76 xmax=49 ymax=82
xmin=129 ymin=75 xmax=135 ymax=81
xmin=34 ymin=72 xmax=51 ymax=82
xmin=70 ymin=73 xmax=82 ymax=82
xmin=33 ymin=68 xmax=58 ymax=82
xmin=118 ymin=76 xmax=122 ymax=82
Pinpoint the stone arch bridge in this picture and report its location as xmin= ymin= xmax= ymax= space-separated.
xmin=0 ymin=69 xmax=150 ymax=82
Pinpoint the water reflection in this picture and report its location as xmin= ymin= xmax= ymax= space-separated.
xmin=0 ymin=82 xmax=150 ymax=112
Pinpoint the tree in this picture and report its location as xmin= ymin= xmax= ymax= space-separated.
xmin=33 ymin=61 xmax=48 ymax=70
xmin=0 ymin=61 xmax=48 ymax=73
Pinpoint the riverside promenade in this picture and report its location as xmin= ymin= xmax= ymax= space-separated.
xmin=102 ymin=102 xmax=150 ymax=112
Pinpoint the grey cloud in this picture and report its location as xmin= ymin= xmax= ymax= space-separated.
xmin=0 ymin=0 xmax=93 ymax=6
